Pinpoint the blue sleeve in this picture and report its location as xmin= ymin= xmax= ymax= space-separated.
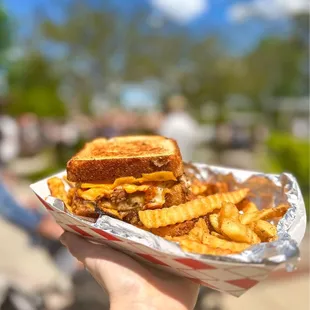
xmin=0 ymin=181 xmax=44 ymax=232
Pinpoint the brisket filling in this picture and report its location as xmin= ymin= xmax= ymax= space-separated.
xmin=71 ymin=176 xmax=190 ymax=225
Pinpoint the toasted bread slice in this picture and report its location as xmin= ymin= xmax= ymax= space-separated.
xmin=67 ymin=136 xmax=183 ymax=183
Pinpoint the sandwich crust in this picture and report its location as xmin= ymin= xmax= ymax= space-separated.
xmin=67 ymin=136 xmax=183 ymax=183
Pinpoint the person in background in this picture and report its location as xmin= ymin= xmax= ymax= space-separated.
xmin=18 ymin=113 xmax=42 ymax=156
xmin=159 ymin=94 xmax=202 ymax=162
xmin=0 ymin=179 xmax=63 ymax=240
xmin=0 ymin=103 xmax=20 ymax=166
xmin=0 ymin=105 xmax=62 ymax=239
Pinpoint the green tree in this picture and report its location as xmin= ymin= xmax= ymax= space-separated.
xmin=7 ymin=53 xmax=67 ymax=117
xmin=266 ymin=132 xmax=309 ymax=217
xmin=0 ymin=4 xmax=10 ymax=66
xmin=37 ymin=0 xmax=308 ymax=119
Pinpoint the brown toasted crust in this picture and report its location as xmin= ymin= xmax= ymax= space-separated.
xmin=67 ymin=136 xmax=183 ymax=183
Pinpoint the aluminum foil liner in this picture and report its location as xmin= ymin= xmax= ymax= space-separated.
xmin=30 ymin=164 xmax=307 ymax=297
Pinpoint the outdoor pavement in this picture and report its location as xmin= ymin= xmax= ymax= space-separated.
xmin=0 ymin=218 xmax=73 ymax=309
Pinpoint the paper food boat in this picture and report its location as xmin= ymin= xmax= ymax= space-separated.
xmin=31 ymin=164 xmax=306 ymax=297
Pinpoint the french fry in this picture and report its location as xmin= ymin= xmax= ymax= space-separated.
xmin=180 ymin=239 xmax=233 ymax=255
xmin=211 ymin=231 xmax=226 ymax=239
xmin=48 ymin=177 xmax=68 ymax=203
xmin=139 ymin=188 xmax=249 ymax=228
xmin=188 ymin=227 xmax=205 ymax=242
xmin=187 ymin=218 xmax=210 ymax=242
xmin=165 ymin=235 xmax=189 ymax=242
xmin=237 ymin=199 xmax=259 ymax=213
xmin=252 ymin=220 xmax=277 ymax=242
xmin=209 ymin=213 xmax=221 ymax=233
xmin=67 ymin=188 xmax=76 ymax=206
xmin=243 ymin=202 xmax=259 ymax=214
xmin=47 ymin=172 xmax=287 ymax=256
xmin=191 ymin=183 xmax=207 ymax=196
xmin=221 ymin=218 xmax=261 ymax=244
xmin=195 ymin=218 xmax=209 ymax=232
xmin=218 ymin=202 xmax=239 ymax=226
xmin=240 ymin=204 xmax=290 ymax=225
xmin=202 ymin=234 xmax=251 ymax=252
xmin=48 ymin=177 xmax=73 ymax=212
xmin=215 ymin=182 xmax=229 ymax=193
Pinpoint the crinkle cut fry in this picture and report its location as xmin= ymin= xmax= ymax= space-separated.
xmin=202 ymin=234 xmax=251 ymax=253
xmin=180 ymin=239 xmax=233 ymax=255
xmin=139 ymin=188 xmax=249 ymax=228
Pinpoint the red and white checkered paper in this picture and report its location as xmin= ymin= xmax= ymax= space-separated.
xmin=30 ymin=171 xmax=300 ymax=297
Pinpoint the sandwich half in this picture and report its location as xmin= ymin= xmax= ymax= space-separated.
xmin=66 ymin=136 xmax=192 ymax=229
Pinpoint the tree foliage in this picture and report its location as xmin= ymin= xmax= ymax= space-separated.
xmin=4 ymin=0 xmax=308 ymax=120
xmin=267 ymin=132 xmax=309 ymax=215
xmin=0 ymin=4 xmax=10 ymax=66
xmin=7 ymin=53 xmax=67 ymax=117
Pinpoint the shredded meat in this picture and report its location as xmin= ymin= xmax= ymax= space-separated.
xmin=144 ymin=186 xmax=165 ymax=210
xmin=117 ymin=195 xmax=144 ymax=211
xmin=110 ymin=186 xmax=127 ymax=204
xmin=120 ymin=210 xmax=140 ymax=225
xmin=71 ymin=197 xmax=99 ymax=218
xmin=71 ymin=175 xmax=190 ymax=225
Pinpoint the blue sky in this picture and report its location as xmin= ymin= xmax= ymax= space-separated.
xmin=2 ymin=0 xmax=292 ymax=54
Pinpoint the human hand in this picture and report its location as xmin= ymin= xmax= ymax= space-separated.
xmin=37 ymin=215 xmax=64 ymax=239
xmin=60 ymin=232 xmax=199 ymax=310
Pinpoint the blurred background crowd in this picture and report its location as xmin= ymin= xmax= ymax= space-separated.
xmin=0 ymin=0 xmax=309 ymax=309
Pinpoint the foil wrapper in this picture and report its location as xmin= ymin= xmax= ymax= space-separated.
xmin=31 ymin=163 xmax=307 ymax=296
xmin=182 ymin=164 xmax=306 ymax=266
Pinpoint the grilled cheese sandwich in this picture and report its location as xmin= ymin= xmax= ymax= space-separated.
xmin=66 ymin=136 xmax=191 ymax=225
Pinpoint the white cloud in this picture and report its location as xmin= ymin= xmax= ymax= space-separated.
xmin=151 ymin=0 xmax=208 ymax=23
xmin=228 ymin=0 xmax=309 ymax=22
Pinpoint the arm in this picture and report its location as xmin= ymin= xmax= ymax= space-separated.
xmin=0 ymin=180 xmax=63 ymax=239
xmin=0 ymin=181 xmax=43 ymax=232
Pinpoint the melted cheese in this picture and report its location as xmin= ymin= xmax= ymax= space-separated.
xmin=78 ymin=188 xmax=112 ymax=201
xmin=79 ymin=184 xmax=150 ymax=200
xmin=143 ymin=187 xmax=167 ymax=210
xmin=122 ymin=184 xmax=149 ymax=194
xmin=80 ymin=171 xmax=176 ymax=189
xmin=77 ymin=171 xmax=175 ymax=202
xmin=100 ymin=208 xmax=121 ymax=219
